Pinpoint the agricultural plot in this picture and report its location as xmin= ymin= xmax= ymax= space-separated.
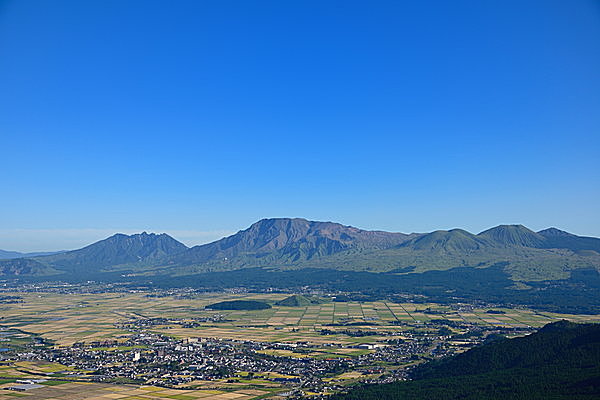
xmin=0 ymin=361 xmax=279 ymax=400
xmin=0 ymin=380 xmax=271 ymax=400
xmin=1 ymin=292 xmax=600 ymax=347
xmin=1 ymin=291 xmax=599 ymax=400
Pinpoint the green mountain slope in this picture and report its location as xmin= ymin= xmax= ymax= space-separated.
xmin=399 ymin=229 xmax=492 ymax=252
xmin=332 ymin=321 xmax=600 ymax=400
xmin=1 ymin=219 xmax=599 ymax=285
xmin=0 ymin=249 xmax=63 ymax=260
xmin=0 ymin=257 xmax=59 ymax=276
xmin=147 ymin=221 xmax=598 ymax=282
xmin=0 ymin=249 xmax=26 ymax=259
xmin=276 ymin=294 xmax=325 ymax=306
xmin=150 ymin=221 xmax=599 ymax=282
xmin=478 ymin=224 xmax=546 ymax=247
xmin=0 ymin=232 xmax=188 ymax=276
xmin=539 ymin=227 xmax=600 ymax=253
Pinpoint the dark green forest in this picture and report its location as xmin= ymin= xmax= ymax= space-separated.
xmin=331 ymin=321 xmax=600 ymax=400
xmin=204 ymin=300 xmax=271 ymax=310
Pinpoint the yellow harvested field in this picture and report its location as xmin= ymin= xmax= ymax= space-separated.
xmin=0 ymin=381 xmax=269 ymax=399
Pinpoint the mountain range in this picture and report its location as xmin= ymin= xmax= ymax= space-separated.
xmin=0 ymin=249 xmax=62 ymax=260
xmin=1 ymin=218 xmax=599 ymax=281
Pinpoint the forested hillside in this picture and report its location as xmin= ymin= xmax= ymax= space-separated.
xmin=331 ymin=321 xmax=600 ymax=400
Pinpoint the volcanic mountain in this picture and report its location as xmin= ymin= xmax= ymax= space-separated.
xmin=166 ymin=218 xmax=413 ymax=267
xmin=0 ymin=219 xmax=599 ymax=282
xmin=0 ymin=232 xmax=188 ymax=276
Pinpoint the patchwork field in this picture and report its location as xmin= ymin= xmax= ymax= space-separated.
xmin=1 ymin=291 xmax=599 ymax=399
xmin=1 ymin=292 xmax=600 ymax=347
xmin=0 ymin=380 xmax=271 ymax=400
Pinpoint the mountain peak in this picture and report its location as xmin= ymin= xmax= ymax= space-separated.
xmin=538 ymin=227 xmax=575 ymax=237
xmin=171 ymin=218 xmax=411 ymax=267
xmin=110 ymin=231 xmax=156 ymax=238
xmin=20 ymin=232 xmax=189 ymax=272
xmin=482 ymin=224 xmax=529 ymax=231
xmin=537 ymin=228 xmax=600 ymax=253
xmin=2 ymin=219 xmax=599 ymax=278
xmin=400 ymin=229 xmax=489 ymax=252
xmin=477 ymin=225 xmax=545 ymax=247
xmin=104 ymin=232 xmax=176 ymax=243
xmin=254 ymin=217 xmax=309 ymax=224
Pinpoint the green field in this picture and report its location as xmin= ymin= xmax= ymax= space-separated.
xmin=1 ymin=292 xmax=599 ymax=346
xmin=1 ymin=291 xmax=599 ymax=399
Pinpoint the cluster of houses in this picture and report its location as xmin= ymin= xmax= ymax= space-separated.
xmin=7 ymin=325 xmax=451 ymax=393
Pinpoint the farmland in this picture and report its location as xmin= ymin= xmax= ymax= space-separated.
xmin=1 ymin=288 xmax=599 ymax=399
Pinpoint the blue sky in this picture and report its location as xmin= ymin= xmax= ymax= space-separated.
xmin=1 ymin=0 xmax=599 ymax=251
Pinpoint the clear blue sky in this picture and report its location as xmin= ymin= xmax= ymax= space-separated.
xmin=1 ymin=0 xmax=599 ymax=251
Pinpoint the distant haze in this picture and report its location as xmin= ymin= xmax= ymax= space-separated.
xmin=0 ymin=228 xmax=233 ymax=253
xmin=0 ymin=221 xmax=597 ymax=253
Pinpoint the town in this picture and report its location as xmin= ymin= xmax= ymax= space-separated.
xmin=0 ymin=283 xmax=548 ymax=398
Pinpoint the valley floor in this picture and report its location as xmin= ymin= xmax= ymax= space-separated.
xmin=1 ymin=285 xmax=599 ymax=399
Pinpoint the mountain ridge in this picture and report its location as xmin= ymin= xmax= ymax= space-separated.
xmin=0 ymin=219 xmax=599 ymax=282
xmin=7 ymin=232 xmax=189 ymax=274
xmin=0 ymin=249 xmax=64 ymax=260
xmin=167 ymin=218 xmax=413 ymax=267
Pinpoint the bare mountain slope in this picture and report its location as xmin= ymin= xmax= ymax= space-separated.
xmin=167 ymin=218 xmax=413 ymax=266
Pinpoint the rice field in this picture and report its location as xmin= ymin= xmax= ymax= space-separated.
xmin=1 ymin=291 xmax=599 ymax=347
xmin=1 ymin=291 xmax=599 ymax=399
xmin=0 ymin=380 xmax=271 ymax=400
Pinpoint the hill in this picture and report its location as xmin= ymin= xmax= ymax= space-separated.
xmin=398 ymin=229 xmax=491 ymax=252
xmin=332 ymin=320 xmax=600 ymax=400
xmin=0 ymin=232 xmax=187 ymax=276
xmin=276 ymin=294 xmax=325 ymax=307
xmin=539 ymin=227 xmax=600 ymax=253
xmin=0 ymin=249 xmax=63 ymax=260
xmin=205 ymin=300 xmax=271 ymax=310
xmin=477 ymin=224 xmax=546 ymax=247
xmin=0 ymin=249 xmax=25 ymax=259
xmin=0 ymin=257 xmax=59 ymax=276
